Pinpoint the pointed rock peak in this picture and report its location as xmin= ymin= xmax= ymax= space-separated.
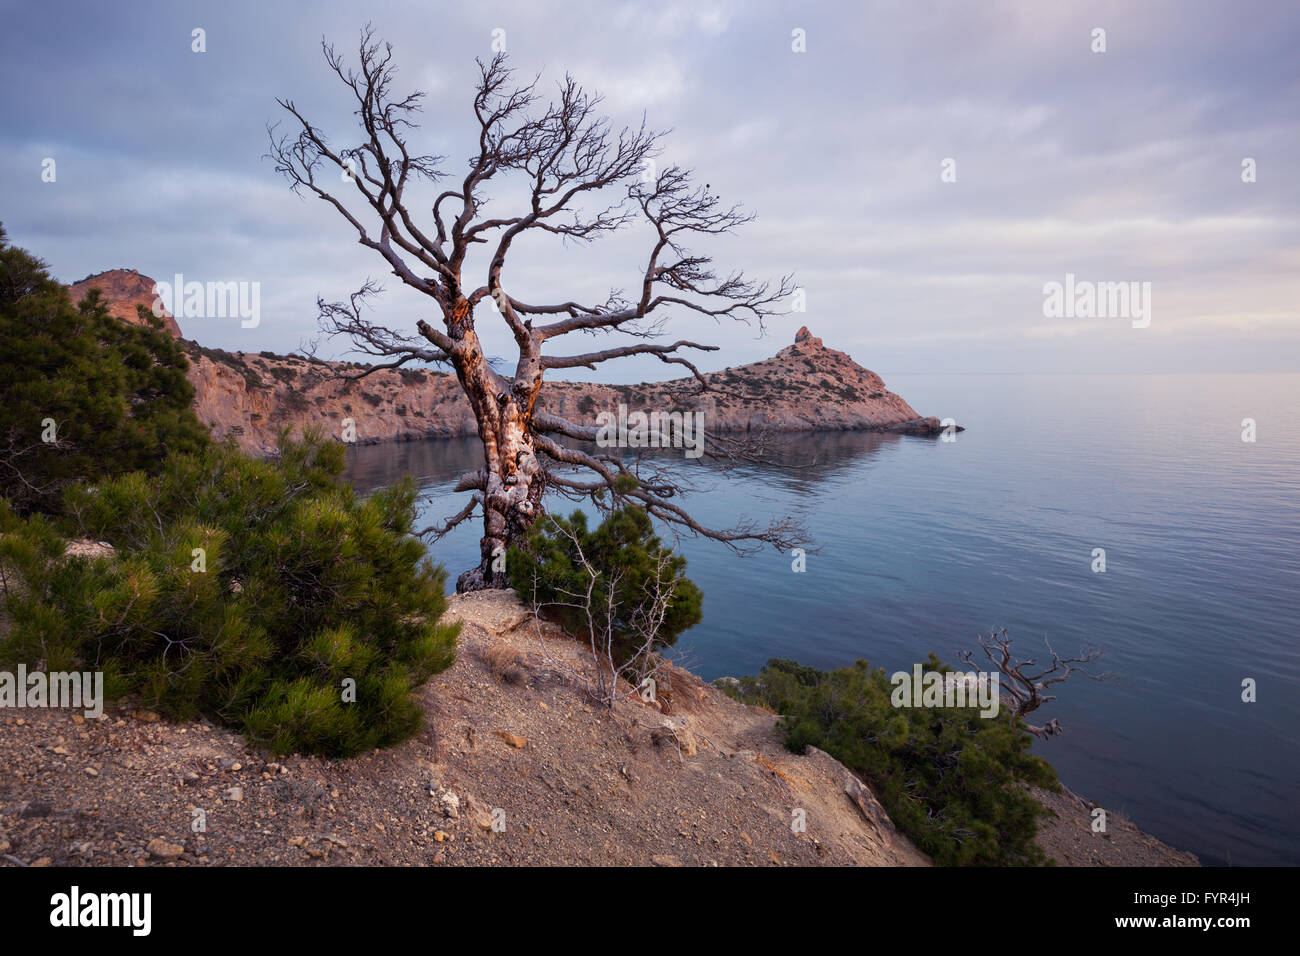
xmin=794 ymin=326 xmax=822 ymax=347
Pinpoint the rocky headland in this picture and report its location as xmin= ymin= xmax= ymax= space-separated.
xmin=67 ymin=269 xmax=183 ymax=338
xmin=66 ymin=270 xmax=953 ymax=456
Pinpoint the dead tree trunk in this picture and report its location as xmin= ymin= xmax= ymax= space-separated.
xmin=445 ymin=300 xmax=548 ymax=590
xmin=959 ymin=629 xmax=1109 ymax=738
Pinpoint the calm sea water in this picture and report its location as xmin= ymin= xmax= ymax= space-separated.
xmin=345 ymin=373 xmax=1300 ymax=866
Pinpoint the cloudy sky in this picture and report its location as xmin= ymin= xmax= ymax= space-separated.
xmin=3 ymin=0 xmax=1297 ymax=378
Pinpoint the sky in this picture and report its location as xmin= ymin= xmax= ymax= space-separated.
xmin=2 ymin=0 xmax=1298 ymax=379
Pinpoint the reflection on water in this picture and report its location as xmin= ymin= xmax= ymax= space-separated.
xmin=346 ymin=436 xmax=484 ymax=491
xmin=345 ymin=429 xmax=908 ymax=495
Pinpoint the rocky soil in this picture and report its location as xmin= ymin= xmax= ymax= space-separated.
xmin=1030 ymin=785 xmax=1199 ymax=867
xmin=0 ymin=592 xmax=923 ymax=867
xmin=0 ymin=591 xmax=1194 ymax=868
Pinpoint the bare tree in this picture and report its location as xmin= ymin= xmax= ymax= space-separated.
xmin=268 ymin=27 xmax=798 ymax=590
xmin=960 ymin=629 xmax=1110 ymax=738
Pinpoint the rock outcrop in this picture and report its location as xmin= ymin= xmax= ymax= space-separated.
xmin=181 ymin=329 xmax=945 ymax=455
xmin=66 ymin=269 xmax=183 ymax=338
xmin=67 ymin=267 xmax=956 ymax=455
xmin=794 ymin=325 xmax=822 ymax=348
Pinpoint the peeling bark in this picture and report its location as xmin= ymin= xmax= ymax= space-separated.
xmin=448 ymin=300 xmax=546 ymax=591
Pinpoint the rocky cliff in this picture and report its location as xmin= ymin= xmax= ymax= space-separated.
xmin=66 ymin=269 xmax=949 ymax=455
xmin=183 ymin=328 xmax=948 ymax=455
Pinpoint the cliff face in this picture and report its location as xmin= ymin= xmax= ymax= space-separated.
xmin=183 ymin=346 xmax=473 ymax=455
xmin=66 ymin=269 xmax=183 ymax=338
xmin=184 ymin=328 xmax=937 ymax=455
xmin=66 ymin=268 xmax=942 ymax=454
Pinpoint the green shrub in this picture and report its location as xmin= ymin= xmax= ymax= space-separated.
xmin=0 ymin=432 xmax=458 ymax=757
xmin=507 ymin=506 xmax=702 ymax=665
xmin=834 ymin=384 xmax=861 ymax=402
xmin=0 ymin=226 xmax=209 ymax=514
xmin=721 ymin=654 xmax=1059 ymax=865
xmin=282 ymin=390 xmax=310 ymax=413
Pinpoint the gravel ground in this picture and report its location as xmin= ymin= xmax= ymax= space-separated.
xmin=0 ymin=591 xmax=1194 ymax=867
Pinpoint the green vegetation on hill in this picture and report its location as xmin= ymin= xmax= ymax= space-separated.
xmin=721 ymin=656 xmax=1060 ymax=865
xmin=0 ymin=228 xmax=459 ymax=757
xmin=0 ymin=434 xmax=459 ymax=757
xmin=0 ymin=225 xmax=209 ymax=515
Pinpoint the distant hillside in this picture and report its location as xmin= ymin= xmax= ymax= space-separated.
xmin=68 ymin=269 xmax=950 ymax=454
xmin=182 ymin=328 xmax=947 ymax=454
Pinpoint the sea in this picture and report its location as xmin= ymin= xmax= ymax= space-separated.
xmin=344 ymin=372 xmax=1300 ymax=866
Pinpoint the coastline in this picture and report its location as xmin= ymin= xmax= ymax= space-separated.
xmin=181 ymin=327 xmax=955 ymax=456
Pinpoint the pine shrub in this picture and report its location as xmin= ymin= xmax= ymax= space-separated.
xmin=0 ymin=225 xmax=209 ymax=515
xmin=507 ymin=506 xmax=702 ymax=664
xmin=722 ymin=655 xmax=1060 ymax=865
xmin=0 ymin=432 xmax=459 ymax=757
